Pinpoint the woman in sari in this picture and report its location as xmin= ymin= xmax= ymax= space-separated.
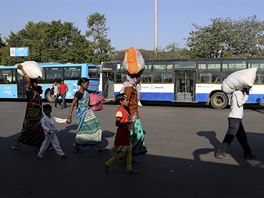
xmin=12 ymin=64 xmax=44 ymax=149
xmin=67 ymin=77 xmax=103 ymax=151
xmin=123 ymin=75 xmax=147 ymax=156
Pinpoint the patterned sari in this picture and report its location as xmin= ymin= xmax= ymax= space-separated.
xmin=75 ymin=91 xmax=102 ymax=151
xmin=18 ymin=90 xmax=44 ymax=146
xmin=130 ymin=119 xmax=147 ymax=156
xmin=124 ymin=83 xmax=147 ymax=156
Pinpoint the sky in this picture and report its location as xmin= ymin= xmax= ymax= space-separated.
xmin=0 ymin=0 xmax=264 ymax=50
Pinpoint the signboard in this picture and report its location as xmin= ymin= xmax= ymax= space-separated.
xmin=10 ymin=47 xmax=29 ymax=57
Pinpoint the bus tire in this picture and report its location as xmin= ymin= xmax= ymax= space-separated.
xmin=45 ymin=89 xmax=56 ymax=103
xmin=210 ymin=92 xmax=228 ymax=109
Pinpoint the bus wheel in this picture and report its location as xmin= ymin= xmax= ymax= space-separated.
xmin=210 ymin=92 xmax=228 ymax=109
xmin=46 ymin=90 xmax=56 ymax=103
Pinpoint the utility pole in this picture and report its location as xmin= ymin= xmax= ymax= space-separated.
xmin=154 ymin=0 xmax=158 ymax=54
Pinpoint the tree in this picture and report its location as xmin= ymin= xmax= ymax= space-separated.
xmin=0 ymin=35 xmax=5 ymax=48
xmin=186 ymin=16 xmax=264 ymax=58
xmin=0 ymin=35 xmax=6 ymax=65
xmin=86 ymin=12 xmax=114 ymax=64
xmin=1 ymin=20 xmax=92 ymax=65
xmin=159 ymin=43 xmax=191 ymax=59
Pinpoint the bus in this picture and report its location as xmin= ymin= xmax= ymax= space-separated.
xmin=0 ymin=62 xmax=100 ymax=102
xmin=100 ymin=58 xmax=264 ymax=109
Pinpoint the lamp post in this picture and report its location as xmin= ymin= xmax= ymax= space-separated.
xmin=154 ymin=0 xmax=158 ymax=53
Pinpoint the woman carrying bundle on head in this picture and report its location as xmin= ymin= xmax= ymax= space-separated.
xmin=12 ymin=64 xmax=44 ymax=149
xmin=122 ymin=47 xmax=147 ymax=156
xmin=123 ymin=74 xmax=147 ymax=156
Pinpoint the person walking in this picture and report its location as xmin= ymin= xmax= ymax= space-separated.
xmin=52 ymin=81 xmax=61 ymax=108
xmin=12 ymin=64 xmax=45 ymax=149
xmin=215 ymin=88 xmax=256 ymax=159
xmin=123 ymin=74 xmax=147 ymax=156
xmin=59 ymin=79 xmax=68 ymax=109
xmin=105 ymin=93 xmax=134 ymax=174
xmin=37 ymin=104 xmax=67 ymax=159
xmin=67 ymin=77 xmax=103 ymax=152
xmin=136 ymin=76 xmax=143 ymax=106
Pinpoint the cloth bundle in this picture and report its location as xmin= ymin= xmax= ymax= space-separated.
xmin=221 ymin=68 xmax=257 ymax=93
xmin=17 ymin=61 xmax=43 ymax=79
xmin=123 ymin=48 xmax=145 ymax=75
xmin=89 ymin=93 xmax=104 ymax=111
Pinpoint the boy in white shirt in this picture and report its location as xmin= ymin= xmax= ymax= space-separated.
xmin=37 ymin=104 xmax=67 ymax=159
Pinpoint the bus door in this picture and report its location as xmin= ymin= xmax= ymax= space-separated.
xmin=102 ymin=72 xmax=115 ymax=100
xmin=17 ymin=74 xmax=27 ymax=99
xmin=174 ymin=70 xmax=196 ymax=102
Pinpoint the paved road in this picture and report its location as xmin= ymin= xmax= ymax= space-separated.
xmin=0 ymin=102 xmax=263 ymax=198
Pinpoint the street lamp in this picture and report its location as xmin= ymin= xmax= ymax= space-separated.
xmin=154 ymin=0 xmax=158 ymax=53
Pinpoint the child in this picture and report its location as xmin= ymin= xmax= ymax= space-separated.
xmin=104 ymin=93 xmax=134 ymax=174
xmin=37 ymin=104 xmax=67 ymax=159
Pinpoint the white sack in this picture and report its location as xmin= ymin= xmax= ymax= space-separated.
xmin=17 ymin=61 xmax=43 ymax=79
xmin=221 ymin=68 xmax=257 ymax=94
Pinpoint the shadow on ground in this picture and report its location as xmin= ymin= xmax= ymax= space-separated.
xmin=0 ymin=130 xmax=263 ymax=198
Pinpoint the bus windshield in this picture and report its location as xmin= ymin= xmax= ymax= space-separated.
xmin=88 ymin=66 xmax=100 ymax=78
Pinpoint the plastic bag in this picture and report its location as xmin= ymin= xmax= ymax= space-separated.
xmin=123 ymin=48 xmax=145 ymax=75
xmin=221 ymin=68 xmax=257 ymax=93
xmin=89 ymin=93 xmax=104 ymax=111
xmin=17 ymin=61 xmax=43 ymax=79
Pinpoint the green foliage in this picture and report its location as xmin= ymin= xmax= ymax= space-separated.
xmin=4 ymin=14 xmax=263 ymax=65
xmin=86 ymin=12 xmax=114 ymax=64
xmin=0 ymin=35 xmax=5 ymax=48
xmin=111 ymin=43 xmax=191 ymax=62
xmin=187 ymin=16 xmax=264 ymax=58
xmin=0 ymin=35 xmax=6 ymax=65
xmin=1 ymin=20 xmax=92 ymax=65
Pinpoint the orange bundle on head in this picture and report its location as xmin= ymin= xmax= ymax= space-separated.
xmin=123 ymin=48 xmax=145 ymax=75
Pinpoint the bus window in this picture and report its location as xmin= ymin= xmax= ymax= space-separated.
xmin=256 ymin=73 xmax=264 ymax=84
xmin=144 ymin=64 xmax=152 ymax=72
xmin=222 ymin=60 xmax=246 ymax=72
xmin=198 ymin=72 xmax=221 ymax=83
xmin=88 ymin=66 xmax=100 ymax=78
xmin=152 ymin=64 xmax=166 ymax=71
xmin=116 ymin=73 xmax=127 ymax=83
xmin=175 ymin=61 xmax=196 ymax=69
xmin=152 ymin=64 xmax=173 ymax=83
xmin=208 ymin=63 xmax=221 ymax=71
xmin=163 ymin=73 xmax=173 ymax=83
xmin=199 ymin=73 xmax=212 ymax=83
xmin=0 ymin=69 xmax=16 ymax=84
xmin=117 ymin=63 xmax=123 ymax=71
xmin=248 ymin=60 xmax=264 ymax=69
xmin=198 ymin=61 xmax=221 ymax=71
xmin=45 ymin=67 xmax=63 ymax=82
xmin=198 ymin=64 xmax=206 ymax=70
xmin=141 ymin=73 xmax=152 ymax=83
xmin=153 ymin=72 xmax=162 ymax=82
xmin=64 ymin=67 xmax=81 ymax=80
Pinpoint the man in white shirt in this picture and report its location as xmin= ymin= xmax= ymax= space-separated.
xmin=53 ymin=81 xmax=61 ymax=108
xmin=215 ymin=88 xmax=256 ymax=160
xmin=37 ymin=104 xmax=67 ymax=159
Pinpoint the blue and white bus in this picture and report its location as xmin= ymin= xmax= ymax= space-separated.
xmin=100 ymin=58 xmax=264 ymax=109
xmin=0 ymin=62 xmax=100 ymax=101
